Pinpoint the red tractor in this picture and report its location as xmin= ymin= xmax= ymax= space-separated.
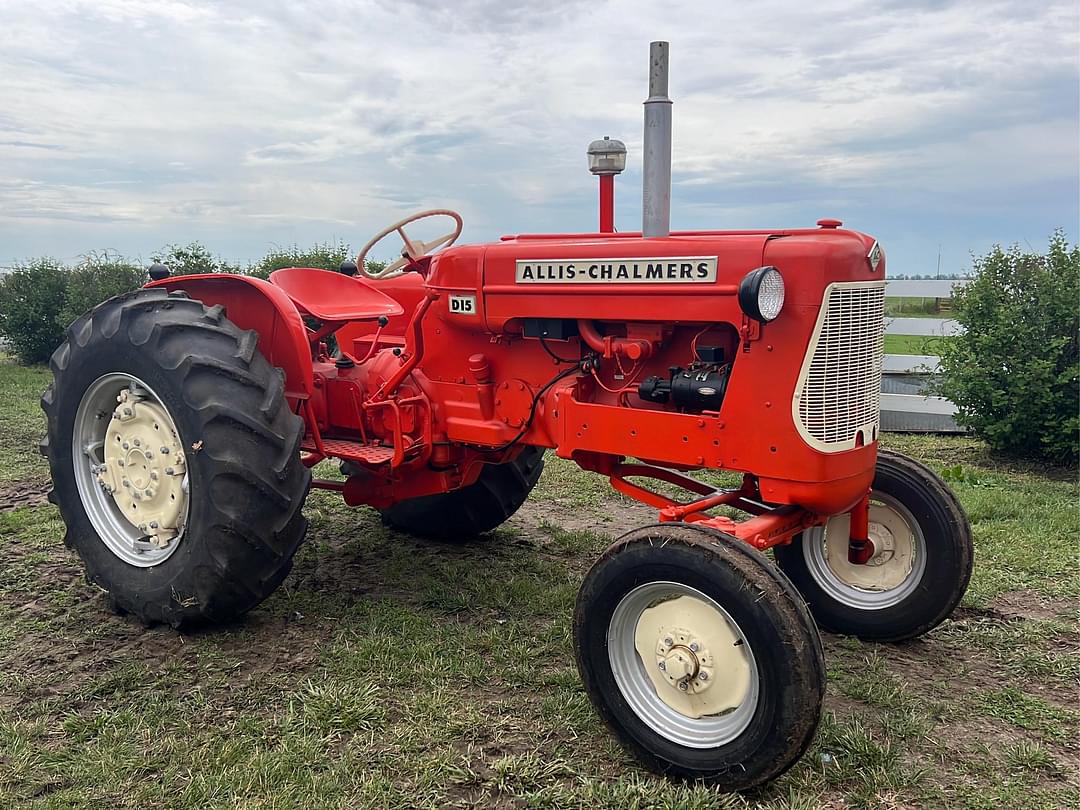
xmin=41 ymin=43 xmax=972 ymax=790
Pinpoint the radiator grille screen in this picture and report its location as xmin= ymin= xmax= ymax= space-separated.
xmin=796 ymin=282 xmax=885 ymax=450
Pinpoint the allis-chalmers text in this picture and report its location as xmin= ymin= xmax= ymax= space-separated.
xmin=515 ymin=257 xmax=718 ymax=283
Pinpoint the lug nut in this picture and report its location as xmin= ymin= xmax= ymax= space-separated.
xmin=160 ymin=446 xmax=169 ymax=454
xmin=117 ymin=459 xmax=125 ymax=467
xmin=122 ymin=442 xmax=130 ymax=450
xmin=149 ymin=521 xmax=159 ymax=529
xmin=165 ymin=467 xmax=174 ymax=475
xmin=122 ymin=479 xmax=130 ymax=488
xmin=123 ymin=407 xmax=132 ymax=417
xmin=699 ymin=672 xmax=708 ymax=681
xmin=678 ymin=682 xmax=688 ymax=691
xmin=144 ymin=489 xmax=152 ymax=497
xmin=150 ymin=472 xmax=158 ymax=481
xmin=658 ymin=661 xmax=666 ymax=671
xmin=689 ymin=642 xmax=699 ymax=653
xmin=133 ymin=439 xmax=140 ymax=447
xmin=664 ymin=637 xmax=673 ymax=647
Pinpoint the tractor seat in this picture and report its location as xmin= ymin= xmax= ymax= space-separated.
xmin=269 ymin=267 xmax=405 ymax=322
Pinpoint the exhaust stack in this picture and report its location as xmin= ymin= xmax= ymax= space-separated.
xmin=642 ymin=41 xmax=672 ymax=238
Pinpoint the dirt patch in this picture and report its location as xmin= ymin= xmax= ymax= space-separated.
xmin=987 ymin=590 xmax=1076 ymax=622
xmin=0 ymin=479 xmax=50 ymax=512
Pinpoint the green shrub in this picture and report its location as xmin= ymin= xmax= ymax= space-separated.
xmin=153 ymin=242 xmax=241 ymax=276
xmin=248 ymin=241 xmax=353 ymax=279
xmin=0 ymin=258 xmax=69 ymax=364
xmin=936 ymin=230 xmax=1078 ymax=463
xmin=60 ymin=253 xmax=144 ymax=326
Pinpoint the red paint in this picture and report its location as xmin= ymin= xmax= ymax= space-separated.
xmin=154 ymin=221 xmax=885 ymax=537
xmin=599 ymin=174 xmax=615 ymax=232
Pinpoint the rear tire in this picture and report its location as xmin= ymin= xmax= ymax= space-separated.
xmin=41 ymin=288 xmax=311 ymax=628
xmin=775 ymin=449 xmax=973 ymax=642
xmin=574 ymin=523 xmax=825 ymax=791
xmin=380 ymin=447 xmax=544 ymax=541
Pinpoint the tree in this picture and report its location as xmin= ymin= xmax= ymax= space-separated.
xmin=936 ymin=230 xmax=1078 ymax=463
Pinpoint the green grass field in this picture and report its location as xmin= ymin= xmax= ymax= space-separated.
xmin=883 ymin=333 xmax=952 ymax=356
xmin=1 ymin=359 xmax=1076 ymax=809
xmin=884 ymin=296 xmax=948 ymax=318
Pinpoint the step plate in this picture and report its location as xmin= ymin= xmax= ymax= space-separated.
xmin=303 ymin=438 xmax=394 ymax=465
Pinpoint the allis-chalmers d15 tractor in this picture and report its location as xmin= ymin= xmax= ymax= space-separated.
xmin=42 ymin=43 xmax=972 ymax=790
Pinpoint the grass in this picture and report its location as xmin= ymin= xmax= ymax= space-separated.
xmin=883 ymin=333 xmax=953 ymax=356
xmin=0 ymin=358 xmax=1077 ymax=809
xmin=0 ymin=361 xmax=52 ymax=482
xmin=884 ymin=296 xmax=949 ymax=317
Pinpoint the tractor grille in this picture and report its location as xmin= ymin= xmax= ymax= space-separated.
xmin=794 ymin=281 xmax=886 ymax=451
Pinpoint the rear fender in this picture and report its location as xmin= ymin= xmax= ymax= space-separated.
xmin=147 ymin=274 xmax=314 ymax=402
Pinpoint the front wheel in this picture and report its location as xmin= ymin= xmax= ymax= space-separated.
xmin=574 ymin=523 xmax=825 ymax=791
xmin=775 ymin=449 xmax=973 ymax=642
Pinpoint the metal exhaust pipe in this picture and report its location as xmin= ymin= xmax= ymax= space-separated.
xmin=642 ymin=41 xmax=672 ymax=238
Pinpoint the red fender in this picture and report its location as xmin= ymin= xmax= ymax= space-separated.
xmin=146 ymin=274 xmax=314 ymax=403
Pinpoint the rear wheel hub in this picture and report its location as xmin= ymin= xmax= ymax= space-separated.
xmin=98 ymin=388 xmax=187 ymax=548
xmin=73 ymin=374 xmax=190 ymax=567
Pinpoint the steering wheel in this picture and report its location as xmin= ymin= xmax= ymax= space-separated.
xmin=356 ymin=209 xmax=463 ymax=279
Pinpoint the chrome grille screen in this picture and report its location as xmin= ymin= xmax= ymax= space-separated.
xmin=794 ymin=281 xmax=886 ymax=451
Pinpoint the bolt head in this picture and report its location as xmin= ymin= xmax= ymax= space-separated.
xmin=122 ymin=479 xmax=130 ymax=487
xmin=165 ymin=467 xmax=174 ymax=475
xmin=689 ymin=642 xmax=699 ymax=653
xmin=678 ymin=682 xmax=688 ymax=691
xmin=699 ymin=672 xmax=708 ymax=681
xmin=658 ymin=661 xmax=666 ymax=671
xmin=160 ymin=446 xmax=169 ymax=454
xmin=122 ymin=442 xmax=130 ymax=450
xmin=149 ymin=521 xmax=159 ymax=529
xmin=117 ymin=459 xmax=125 ymax=467
xmin=664 ymin=637 xmax=673 ymax=647
xmin=144 ymin=489 xmax=152 ymax=497
xmin=133 ymin=438 xmax=140 ymax=447
xmin=123 ymin=407 xmax=132 ymax=417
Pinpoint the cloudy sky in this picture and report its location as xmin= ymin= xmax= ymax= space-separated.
xmin=1 ymin=0 xmax=1077 ymax=274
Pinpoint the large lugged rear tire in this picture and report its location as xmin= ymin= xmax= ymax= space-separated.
xmin=40 ymin=288 xmax=311 ymax=628
xmin=380 ymin=447 xmax=544 ymax=541
xmin=775 ymin=449 xmax=973 ymax=642
xmin=574 ymin=523 xmax=826 ymax=791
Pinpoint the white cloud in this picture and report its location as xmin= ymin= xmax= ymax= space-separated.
xmin=0 ymin=0 xmax=1076 ymax=271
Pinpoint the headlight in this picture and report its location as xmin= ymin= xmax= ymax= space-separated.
xmin=738 ymin=266 xmax=785 ymax=322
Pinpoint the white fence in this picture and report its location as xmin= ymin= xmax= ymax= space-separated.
xmin=881 ymin=279 xmax=968 ymax=432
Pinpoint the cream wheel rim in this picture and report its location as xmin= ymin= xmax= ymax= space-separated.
xmin=607 ymin=582 xmax=759 ymax=748
xmin=802 ymin=492 xmax=926 ymax=610
xmin=72 ymin=373 xmax=190 ymax=567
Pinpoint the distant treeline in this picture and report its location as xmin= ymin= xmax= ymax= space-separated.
xmin=0 ymin=241 xmax=385 ymax=365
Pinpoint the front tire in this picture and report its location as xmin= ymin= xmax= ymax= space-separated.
xmin=41 ymin=288 xmax=311 ymax=627
xmin=380 ymin=447 xmax=544 ymax=541
xmin=574 ymin=523 xmax=825 ymax=791
xmin=775 ymin=449 xmax=973 ymax=642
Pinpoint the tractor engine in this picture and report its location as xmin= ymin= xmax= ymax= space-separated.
xmin=330 ymin=220 xmax=887 ymax=519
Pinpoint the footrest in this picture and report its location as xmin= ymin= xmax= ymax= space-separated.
xmin=302 ymin=437 xmax=394 ymax=465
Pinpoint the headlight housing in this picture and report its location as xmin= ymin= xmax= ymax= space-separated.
xmin=738 ymin=266 xmax=785 ymax=322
